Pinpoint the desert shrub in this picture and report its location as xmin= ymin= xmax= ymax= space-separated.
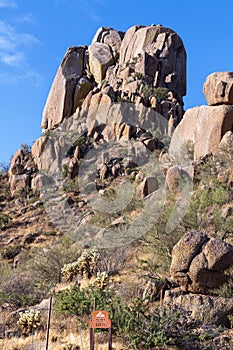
xmin=0 ymin=273 xmax=45 ymax=308
xmin=20 ymin=238 xmax=80 ymax=290
xmin=141 ymin=85 xmax=168 ymax=101
xmin=127 ymin=306 xmax=179 ymax=349
xmin=0 ymin=162 xmax=9 ymax=172
xmin=55 ymin=284 xmax=181 ymax=347
xmin=0 ymin=260 xmax=12 ymax=283
xmin=1 ymin=244 xmax=21 ymax=259
xmin=97 ymin=247 xmax=129 ymax=276
xmin=0 ymin=213 xmax=10 ymax=229
xmin=213 ymin=267 xmax=233 ymax=298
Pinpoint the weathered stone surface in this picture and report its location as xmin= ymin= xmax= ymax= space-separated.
xmin=88 ymin=42 xmax=114 ymax=84
xmin=137 ymin=176 xmax=159 ymax=198
xmin=170 ymin=231 xmax=233 ymax=293
xmin=203 ymin=72 xmax=233 ymax=106
xmin=9 ymin=149 xmax=24 ymax=176
xmin=31 ymin=136 xmax=48 ymax=170
xmin=170 ymin=231 xmax=208 ymax=276
xmin=119 ymin=25 xmax=186 ymax=98
xmin=41 ymin=46 xmax=87 ymax=130
xmin=170 ymin=105 xmax=233 ymax=160
xmin=202 ymin=238 xmax=233 ymax=271
xmin=10 ymin=174 xmax=30 ymax=195
xmin=92 ymin=27 xmax=124 ymax=59
xmin=166 ymin=165 xmax=182 ymax=193
xmin=219 ymin=130 xmax=233 ymax=149
xmin=164 ymin=288 xmax=233 ymax=327
xmin=31 ymin=174 xmax=47 ymax=192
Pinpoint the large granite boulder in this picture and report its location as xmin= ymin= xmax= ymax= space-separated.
xmin=203 ymin=72 xmax=233 ymax=106
xmin=41 ymin=46 xmax=91 ymax=130
xmin=88 ymin=42 xmax=115 ymax=84
xmin=92 ymin=27 xmax=124 ymax=59
xmin=170 ymin=231 xmax=233 ymax=293
xmin=170 ymin=104 xmax=233 ymax=160
xmin=119 ymin=24 xmax=186 ymax=99
xmin=10 ymin=174 xmax=30 ymax=195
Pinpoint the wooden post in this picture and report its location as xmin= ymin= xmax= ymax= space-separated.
xmin=108 ymin=327 xmax=112 ymax=350
xmin=45 ymin=295 xmax=53 ymax=350
xmin=160 ymin=288 xmax=164 ymax=308
xmin=90 ymin=328 xmax=94 ymax=350
xmin=90 ymin=298 xmax=96 ymax=350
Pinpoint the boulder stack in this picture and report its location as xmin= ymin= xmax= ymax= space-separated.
xmin=170 ymin=72 xmax=233 ymax=160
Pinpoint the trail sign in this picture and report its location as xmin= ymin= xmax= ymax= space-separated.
xmin=90 ymin=310 xmax=112 ymax=350
xmin=90 ymin=310 xmax=111 ymax=329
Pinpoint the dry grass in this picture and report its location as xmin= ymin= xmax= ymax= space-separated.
xmin=0 ymin=329 xmax=128 ymax=350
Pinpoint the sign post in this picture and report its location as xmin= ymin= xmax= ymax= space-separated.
xmin=90 ymin=310 xmax=112 ymax=350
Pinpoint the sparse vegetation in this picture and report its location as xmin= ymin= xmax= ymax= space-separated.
xmin=17 ymin=310 xmax=41 ymax=335
xmin=142 ymin=85 xmax=169 ymax=101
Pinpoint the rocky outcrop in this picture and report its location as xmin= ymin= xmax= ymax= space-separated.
xmin=118 ymin=25 xmax=186 ymax=97
xmin=203 ymin=72 xmax=233 ymax=106
xmin=164 ymin=288 xmax=233 ymax=327
xmin=88 ymin=42 xmax=115 ymax=84
xmin=170 ymin=71 xmax=233 ymax=160
xmin=41 ymin=24 xmax=186 ymax=132
xmin=170 ymin=231 xmax=233 ymax=293
xmin=170 ymin=104 xmax=233 ymax=160
xmin=136 ymin=176 xmax=159 ymax=198
xmin=9 ymin=148 xmax=36 ymax=195
xmin=41 ymin=46 xmax=91 ymax=130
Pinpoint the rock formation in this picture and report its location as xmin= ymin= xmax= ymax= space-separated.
xmin=41 ymin=24 xmax=186 ymax=132
xmin=203 ymin=72 xmax=233 ymax=106
xmin=170 ymin=231 xmax=233 ymax=294
xmin=170 ymin=72 xmax=233 ymax=160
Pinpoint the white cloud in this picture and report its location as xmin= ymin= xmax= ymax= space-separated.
xmin=0 ymin=20 xmax=39 ymax=66
xmin=13 ymin=12 xmax=36 ymax=25
xmin=0 ymin=69 xmax=43 ymax=86
xmin=0 ymin=51 xmax=23 ymax=66
xmin=79 ymin=0 xmax=100 ymax=21
xmin=0 ymin=0 xmax=17 ymax=8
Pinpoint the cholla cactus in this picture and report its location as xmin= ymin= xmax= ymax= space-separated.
xmin=94 ymin=271 xmax=109 ymax=290
xmin=61 ymin=249 xmax=100 ymax=280
xmin=17 ymin=310 xmax=41 ymax=335
xmin=61 ymin=261 xmax=80 ymax=281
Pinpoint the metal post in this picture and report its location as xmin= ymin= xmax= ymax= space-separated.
xmin=45 ymin=295 xmax=53 ymax=350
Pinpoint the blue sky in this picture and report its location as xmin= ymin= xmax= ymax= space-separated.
xmin=0 ymin=0 xmax=233 ymax=164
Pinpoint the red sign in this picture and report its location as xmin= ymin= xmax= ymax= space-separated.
xmin=90 ymin=310 xmax=111 ymax=329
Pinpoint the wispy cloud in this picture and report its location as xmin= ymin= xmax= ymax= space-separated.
xmin=0 ymin=20 xmax=39 ymax=67
xmin=79 ymin=0 xmax=100 ymax=21
xmin=0 ymin=51 xmax=23 ymax=66
xmin=13 ymin=12 xmax=36 ymax=25
xmin=0 ymin=2 xmax=42 ymax=86
xmin=0 ymin=0 xmax=17 ymax=8
xmin=0 ymin=69 xmax=43 ymax=86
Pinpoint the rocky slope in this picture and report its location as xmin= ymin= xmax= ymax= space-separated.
xmin=1 ymin=23 xmax=233 ymax=349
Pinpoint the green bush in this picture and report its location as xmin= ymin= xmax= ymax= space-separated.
xmin=213 ymin=268 xmax=233 ymax=298
xmin=0 ymin=213 xmax=10 ymax=229
xmin=1 ymin=245 xmax=21 ymax=259
xmin=55 ymin=284 xmax=181 ymax=347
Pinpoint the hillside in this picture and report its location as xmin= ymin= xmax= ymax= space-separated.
xmin=0 ymin=24 xmax=233 ymax=349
